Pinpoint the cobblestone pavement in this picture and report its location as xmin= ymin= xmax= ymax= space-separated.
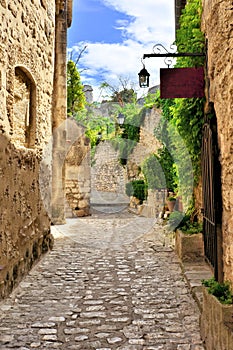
xmin=0 ymin=209 xmax=205 ymax=350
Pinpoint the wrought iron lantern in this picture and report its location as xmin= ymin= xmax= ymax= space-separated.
xmin=96 ymin=131 xmax=102 ymax=145
xmin=138 ymin=65 xmax=150 ymax=88
xmin=117 ymin=112 xmax=125 ymax=125
xmin=138 ymin=43 xmax=205 ymax=89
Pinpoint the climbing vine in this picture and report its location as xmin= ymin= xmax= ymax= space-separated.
xmin=142 ymin=149 xmax=177 ymax=192
xmin=157 ymin=0 xmax=205 ymax=206
xmin=174 ymin=0 xmax=205 ymax=181
xmin=113 ymin=103 xmax=146 ymax=165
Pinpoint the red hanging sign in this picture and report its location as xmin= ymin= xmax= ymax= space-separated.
xmin=160 ymin=67 xmax=205 ymax=99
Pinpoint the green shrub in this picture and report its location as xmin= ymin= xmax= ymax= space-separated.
xmin=125 ymin=180 xmax=148 ymax=203
xmin=202 ymin=277 xmax=233 ymax=304
xmin=142 ymin=151 xmax=177 ymax=192
xmin=179 ymin=220 xmax=203 ymax=234
xmin=118 ymin=107 xmax=147 ymax=164
xmin=167 ymin=211 xmax=184 ymax=230
xmin=167 ymin=196 xmax=176 ymax=201
xmin=168 ymin=211 xmax=202 ymax=233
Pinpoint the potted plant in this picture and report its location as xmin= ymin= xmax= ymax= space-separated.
xmin=166 ymin=196 xmax=176 ymax=212
xmin=201 ymin=277 xmax=233 ymax=350
xmin=202 ymin=277 xmax=233 ymax=305
xmin=168 ymin=212 xmax=204 ymax=261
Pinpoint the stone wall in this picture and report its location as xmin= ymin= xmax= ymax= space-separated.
xmin=51 ymin=0 xmax=72 ymax=224
xmin=92 ymin=141 xmax=126 ymax=194
xmin=0 ymin=0 xmax=55 ymax=144
xmin=127 ymin=107 xmax=161 ymax=180
xmin=202 ymin=0 xmax=233 ymax=285
xmin=141 ymin=189 xmax=166 ymax=218
xmin=126 ymin=107 xmax=163 ymax=218
xmin=0 ymin=0 xmax=71 ymax=298
xmin=65 ymin=122 xmax=91 ymax=218
xmin=0 ymin=135 xmax=53 ymax=298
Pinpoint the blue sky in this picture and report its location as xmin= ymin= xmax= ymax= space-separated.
xmin=68 ymin=0 xmax=175 ymax=101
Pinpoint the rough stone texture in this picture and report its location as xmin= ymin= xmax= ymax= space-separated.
xmin=0 ymin=135 xmax=53 ymax=299
xmin=65 ymin=122 xmax=91 ymax=218
xmin=127 ymin=107 xmax=165 ymax=218
xmin=202 ymin=0 xmax=233 ymax=285
xmin=51 ymin=0 xmax=72 ymax=224
xmin=0 ymin=0 xmax=55 ymax=144
xmin=92 ymin=141 xmax=127 ymax=194
xmin=0 ymin=210 xmax=205 ymax=349
xmin=127 ymin=107 xmax=161 ymax=181
xmin=0 ymin=0 xmax=72 ymax=298
xmin=142 ymin=189 xmax=167 ymax=218
xmin=175 ymin=230 xmax=204 ymax=262
xmin=201 ymin=287 xmax=233 ymax=350
xmin=83 ymin=85 xmax=93 ymax=104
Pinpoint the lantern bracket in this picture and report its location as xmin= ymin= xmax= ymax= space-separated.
xmin=143 ymin=43 xmax=205 ymax=68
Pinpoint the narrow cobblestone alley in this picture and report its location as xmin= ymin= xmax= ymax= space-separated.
xmin=0 ymin=209 xmax=205 ymax=350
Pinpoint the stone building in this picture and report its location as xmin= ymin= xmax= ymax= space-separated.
xmin=201 ymin=1 xmax=233 ymax=348
xmin=175 ymin=0 xmax=233 ymax=286
xmin=201 ymin=0 xmax=233 ymax=287
xmin=0 ymin=0 xmax=72 ymax=298
xmin=175 ymin=0 xmax=233 ymax=348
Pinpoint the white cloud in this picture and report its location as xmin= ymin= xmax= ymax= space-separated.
xmin=69 ymin=1 xmax=175 ymax=101
xmin=101 ymin=0 xmax=175 ymax=42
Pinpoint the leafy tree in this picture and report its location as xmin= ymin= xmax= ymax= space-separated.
xmin=100 ymin=78 xmax=137 ymax=105
xmin=67 ymin=60 xmax=86 ymax=116
xmin=85 ymin=115 xmax=115 ymax=148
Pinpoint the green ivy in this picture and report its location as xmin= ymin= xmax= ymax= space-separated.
xmin=142 ymin=149 xmax=177 ymax=192
xmin=125 ymin=180 xmax=148 ymax=203
xmin=174 ymin=0 xmax=205 ymax=184
xmin=116 ymin=106 xmax=146 ymax=165
xmin=155 ymin=0 xmax=205 ymax=211
xmin=144 ymin=90 xmax=161 ymax=109
xmin=169 ymin=97 xmax=204 ymax=181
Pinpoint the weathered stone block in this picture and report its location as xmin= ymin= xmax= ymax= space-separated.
xmin=75 ymin=208 xmax=90 ymax=217
xmin=0 ymin=0 xmax=6 ymax=8
xmin=175 ymin=230 xmax=204 ymax=262
xmin=201 ymin=287 xmax=233 ymax=350
xmin=77 ymin=199 xmax=88 ymax=209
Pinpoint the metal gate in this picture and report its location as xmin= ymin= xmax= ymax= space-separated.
xmin=202 ymin=117 xmax=222 ymax=280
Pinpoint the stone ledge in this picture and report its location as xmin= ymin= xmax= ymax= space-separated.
xmin=201 ymin=287 xmax=233 ymax=350
xmin=175 ymin=229 xmax=204 ymax=261
xmin=180 ymin=261 xmax=213 ymax=311
xmin=174 ymin=229 xmax=212 ymax=311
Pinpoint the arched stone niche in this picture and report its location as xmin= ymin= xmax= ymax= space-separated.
xmin=13 ymin=66 xmax=36 ymax=148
